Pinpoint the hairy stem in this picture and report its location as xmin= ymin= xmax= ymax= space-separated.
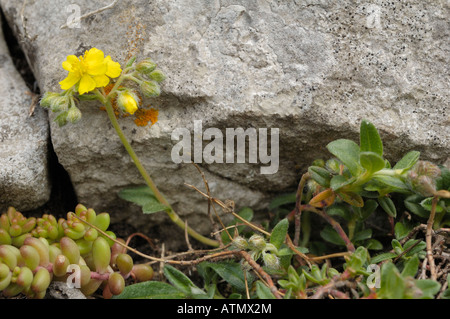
xmin=96 ymin=90 xmax=218 ymax=248
xmin=426 ymin=196 xmax=438 ymax=281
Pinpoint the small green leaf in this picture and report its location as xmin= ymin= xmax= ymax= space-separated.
xmin=255 ymin=281 xmax=276 ymax=299
xmin=268 ymin=194 xmax=296 ymax=210
xmin=420 ymin=197 xmax=444 ymax=213
xmin=365 ymin=239 xmax=383 ymax=250
xmin=371 ymin=252 xmax=397 ymax=264
xmin=379 ymin=262 xmax=405 ymax=299
xmin=415 ymin=280 xmax=441 ymax=299
xmin=360 ymin=120 xmax=383 ymax=156
xmin=404 ymin=194 xmax=429 ymax=218
xmin=199 ymin=262 xmax=249 ymax=292
xmin=372 ymin=176 xmax=410 ymax=193
xmin=360 ymin=151 xmax=386 ymax=174
xmin=163 ymin=265 xmax=197 ymax=296
xmin=378 ymin=196 xmax=397 ymax=218
xmin=401 ymin=255 xmax=419 ymax=278
xmin=320 ymin=225 xmax=345 ymax=246
xmin=113 ymin=281 xmax=185 ymax=299
xmin=393 ymin=151 xmax=420 ymax=171
xmin=142 ymin=199 xmax=169 ymax=214
xmin=338 ymin=191 xmax=364 ymax=207
xmin=308 ymin=166 xmax=332 ymax=188
xmin=118 ymin=185 xmax=155 ymax=206
xmin=394 ymin=222 xmax=411 ymax=240
xmin=352 ymin=228 xmax=372 ymax=242
xmin=326 ymin=204 xmax=352 ymax=221
xmin=270 ymin=219 xmax=289 ymax=250
xmin=326 ymin=139 xmax=362 ymax=176
xmin=360 ymin=199 xmax=378 ymax=220
xmin=330 ymin=175 xmax=355 ymax=191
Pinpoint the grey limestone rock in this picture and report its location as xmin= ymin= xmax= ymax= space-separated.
xmin=0 ymin=0 xmax=447 ymax=242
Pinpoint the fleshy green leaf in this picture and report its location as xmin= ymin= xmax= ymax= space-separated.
xmin=326 ymin=139 xmax=362 ymax=176
xmin=360 ymin=120 xmax=383 ymax=156
xmin=270 ymin=218 xmax=289 ymax=250
xmin=371 ymin=252 xmax=397 ymax=264
xmin=330 ymin=175 xmax=355 ymax=191
xmin=404 ymin=194 xmax=429 ymax=218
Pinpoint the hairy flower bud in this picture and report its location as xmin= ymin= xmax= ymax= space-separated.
xmin=407 ymin=161 xmax=441 ymax=197
xmin=117 ymin=90 xmax=140 ymax=115
xmin=66 ymin=106 xmax=82 ymax=124
xmin=248 ymin=234 xmax=266 ymax=252
xmin=140 ymin=81 xmax=161 ymax=97
xmin=262 ymin=252 xmax=280 ymax=270
xmin=148 ymin=69 xmax=166 ymax=83
xmin=232 ymin=236 xmax=249 ymax=250
xmin=136 ymin=59 xmax=157 ymax=74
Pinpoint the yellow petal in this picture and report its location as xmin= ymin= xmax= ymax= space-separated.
xmin=78 ymin=74 xmax=97 ymax=95
xmin=84 ymin=48 xmax=107 ymax=76
xmin=105 ymin=56 xmax=122 ymax=78
xmin=62 ymin=55 xmax=79 ymax=71
xmin=59 ymin=72 xmax=80 ymax=90
xmin=93 ymin=74 xmax=110 ymax=88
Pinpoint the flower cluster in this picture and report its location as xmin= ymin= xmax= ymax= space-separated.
xmin=40 ymin=48 xmax=165 ymax=128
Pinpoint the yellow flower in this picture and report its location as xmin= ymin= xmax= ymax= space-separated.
xmin=117 ymin=91 xmax=139 ymax=115
xmin=59 ymin=48 xmax=122 ymax=95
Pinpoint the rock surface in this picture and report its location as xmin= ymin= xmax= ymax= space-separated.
xmin=0 ymin=13 xmax=50 ymax=212
xmin=0 ymin=0 xmax=448 ymax=243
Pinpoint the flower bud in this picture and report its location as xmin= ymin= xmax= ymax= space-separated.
xmin=66 ymin=106 xmax=82 ymax=124
xmin=117 ymin=91 xmax=140 ymax=115
xmin=140 ymin=81 xmax=161 ymax=97
xmin=262 ymin=252 xmax=280 ymax=270
xmin=232 ymin=236 xmax=249 ymax=250
xmin=248 ymin=234 xmax=266 ymax=252
xmin=40 ymin=92 xmax=61 ymax=108
xmin=136 ymin=59 xmax=157 ymax=74
xmin=407 ymin=161 xmax=441 ymax=197
xmin=50 ymin=95 xmax=70 ymax=113
xmin=148 ymin=70 xmax=166 ymax=83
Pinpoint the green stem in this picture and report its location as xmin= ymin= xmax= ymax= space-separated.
xmin=95 ymin=90 xmax=219 ymax=247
